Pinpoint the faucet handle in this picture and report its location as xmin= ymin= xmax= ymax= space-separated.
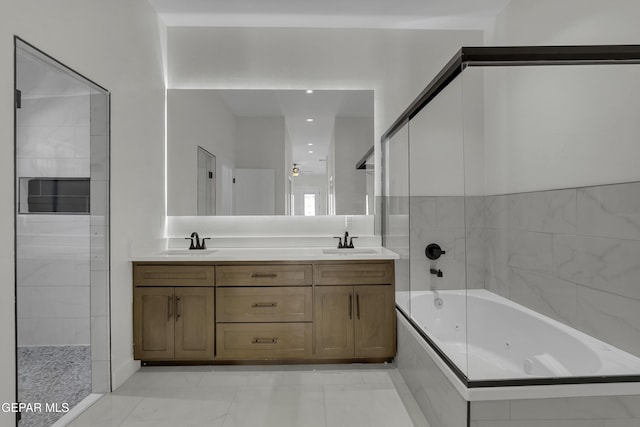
xmin=200 ymin=238 xmax=211 ymax=250
xmin=348 ymin=236 xmax=358 ymax=248
xmin=185 ymin=237 xmax=195 ymax=250
xmin=333 ymin=236 xmax=344 ymax=248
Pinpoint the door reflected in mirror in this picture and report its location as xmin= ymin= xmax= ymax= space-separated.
xmin=167 ymin=89 xmax=374 ymax=216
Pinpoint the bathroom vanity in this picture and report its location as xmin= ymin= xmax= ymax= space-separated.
xmin=132 ymin=248 xmax=397 ymax=364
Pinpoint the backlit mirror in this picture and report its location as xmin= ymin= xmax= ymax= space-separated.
xmin=167 ymin=89 xmax=374 ymax=216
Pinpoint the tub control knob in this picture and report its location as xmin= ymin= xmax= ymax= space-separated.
xmin=425 ymin=243 xmax=446 ymax=260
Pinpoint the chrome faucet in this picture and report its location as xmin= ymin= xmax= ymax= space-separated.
xmin=186 ymin=232 xmax=210 ymax=250
xmin=333 ymin=231 xmax=357 ymax=249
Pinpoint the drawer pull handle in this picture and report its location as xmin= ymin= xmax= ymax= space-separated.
xmin=252 ymin=337 xmax=278 ymax=344
xmin=252 ymin=302 xmax=278 ymax=308
xmin=251 ymin=273 xmax=278 ymax=278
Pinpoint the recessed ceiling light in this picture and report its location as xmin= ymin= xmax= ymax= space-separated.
xmin=306 ymin=89 xmax=314 ymax=94
xmin=308 ymin=150 xmax=314 ymax=154
xmin=306 ymin=118 xmax=314 ymax=122
xmin=307 ymin=143 xmax=313 ymax=146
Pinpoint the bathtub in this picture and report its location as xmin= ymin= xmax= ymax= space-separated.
xmin=404 ymin=289 xmax=640 ymax=383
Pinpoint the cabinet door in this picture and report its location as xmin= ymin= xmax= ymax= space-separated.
xmin=134 ymin=287 xmax=175 ymax=360
xmin=354 ymin=285 xmax=396 ymax=358
xmin=174 ymin=287 xmax=215 ymax=360
xmin=314 ymin=286 xmax=354 ymax=358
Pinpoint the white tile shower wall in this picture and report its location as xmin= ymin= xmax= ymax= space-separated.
xmin=17 ymin=215 xmax=90 ymax=346
xmin=470 ymin=395 xmax=640 ymax=426
xmin=484 ymin=181 xmax=640 ymax=359
xmin=17 ymin=94 xmax=90 ymax=178
xmin=89 ymin=92 xmax=110 ymax=393
xmin=16 ymin=88 xmax=92 ymax=348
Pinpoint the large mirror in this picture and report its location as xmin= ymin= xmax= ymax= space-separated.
xmin=167 ymin=89 xmax=374 ymax=216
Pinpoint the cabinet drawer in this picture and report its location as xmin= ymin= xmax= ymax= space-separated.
xmin=216 ymin=323 xmax=312 ymax=359
xmin=217 ymin=287 xmax=312 ymax=322
xmin=314 ymin=262 xmax=394 ymax=285
xmin=133 ymin=264 xmax=215 ymax=286
xmin=216 ymin=265 xmax=312 ymax=287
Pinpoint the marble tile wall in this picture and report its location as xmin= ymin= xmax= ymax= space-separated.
xmin=484 ymin=181 xmax=640 ymax=359
xmin=470 ymin=395 xmax=640 ymax=426
xmin=409 ymin=195 xmax=484 ymax=293
xmin=384 ymin=196 xmax=410 ymax=313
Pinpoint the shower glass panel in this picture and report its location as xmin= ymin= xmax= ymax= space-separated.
xmin=407 ymin=75 xmax=468 ymax=377
xmin=15 ymin=39 xmax=110 ymax=427
xmin=382 ymin=123 xmax=410 ymax=316
xmin=462 ymin=62 xmax=640 ymax=382
xmin=384 ymin=45 xmax=640 ymax=388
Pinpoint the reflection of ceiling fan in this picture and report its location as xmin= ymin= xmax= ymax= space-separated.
xmin=292 ymin=163 xmax=313 ymax=176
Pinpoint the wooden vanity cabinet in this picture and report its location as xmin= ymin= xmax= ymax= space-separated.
xmin=314 ymin=262 xmax=396 ymax=360
xmin=215 ymin=263 xmax=314 ymax=360
xmin=133 ymin=264 xmax=215 ymax=361
xmin=133 ymin=259 xmax=395 ymax=363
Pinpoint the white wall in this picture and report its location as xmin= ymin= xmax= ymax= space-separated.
xmin=0 ymin=2 xmax=165 ymax=422
xmin=167 ymin=89 xmax=236 ymax=215
xmin=409 ymin=77 xmax=464 ymax=197
xmin=236 ymin=117 xmax=286 ymax=214
xmin=487 ymin=0 xmax=640 ymax=46
xmin=482 ymin=0 xmax=640 ymax=195
xmin=167 ymin=27 xmax=483 ymax=199
xmin=334 ymin=117 xmax=373 ymax=215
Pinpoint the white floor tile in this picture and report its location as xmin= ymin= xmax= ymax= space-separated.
xmin=68 ymin=366 xmax=425 ymax=427
xmin=324 ymin=383 xmax=415 ymax=427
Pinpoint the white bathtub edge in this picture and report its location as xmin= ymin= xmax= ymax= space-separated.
xmin=397 ymin=308 xmax=640 ymax=402
xmin=468 ymin=381 xmax=640 ymax=401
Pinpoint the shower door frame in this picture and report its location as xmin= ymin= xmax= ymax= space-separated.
xmin=381 ymin=44 xmax=640 ymax=389
xmin=13 ymin=36 xmax=112 ymax=424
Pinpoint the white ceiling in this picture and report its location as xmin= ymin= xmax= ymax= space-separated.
xmin=148 ymin=0 xmax=511 ymax=30
xmin=152 ymin=0 xmax=512 ymax=175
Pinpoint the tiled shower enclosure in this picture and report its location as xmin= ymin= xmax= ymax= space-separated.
xmin=15 ymin=38 xmax=110 ymax=426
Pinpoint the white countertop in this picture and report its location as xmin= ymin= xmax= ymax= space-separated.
xmin=131 ymin=246 xmax=399 ymax=262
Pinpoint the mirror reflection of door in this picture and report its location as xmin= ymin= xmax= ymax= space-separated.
xmin=197 ymin=147 xmax=216 ymax=215
xmin=292 ymin=186 xmax=322 ymax=216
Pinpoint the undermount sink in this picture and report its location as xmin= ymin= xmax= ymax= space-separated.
xmin=159 ymin=249 xmax=218 ymax=256
xmin=322 ymin=248 xmax=377 ymax=255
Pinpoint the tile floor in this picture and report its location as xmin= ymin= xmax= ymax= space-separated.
xmin=67 ymin=364 xmax=429 ymax=427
